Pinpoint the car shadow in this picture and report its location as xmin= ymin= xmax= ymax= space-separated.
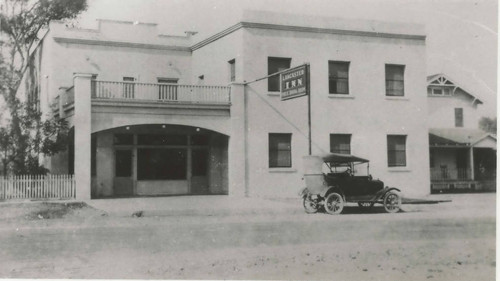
xmin=317 ymin=205 xmax=421 ymax=215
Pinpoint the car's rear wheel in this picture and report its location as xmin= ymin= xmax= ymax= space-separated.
xmin=383 ymin=191 xmax=401 ymax=213
xmin=324 ymin=192 xmax=344 ymax=215
xmin=303 ymin=195 xmax=318 ymax=214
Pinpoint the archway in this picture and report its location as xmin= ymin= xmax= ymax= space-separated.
xmin=91 ymin=124 xmax=228 ymax=198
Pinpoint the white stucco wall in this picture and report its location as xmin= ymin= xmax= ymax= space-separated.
xmin=238 ymin=26 xmax=429 ymax=198
xmin=44 ymin=21 xmax=192 ymax=104
xmin=191 ymin=29 xmax=244 ymax=85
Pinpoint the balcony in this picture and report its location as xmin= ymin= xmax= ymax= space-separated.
xmin=91 ymin=81 xmax=230 ymax=104
xmin=54 ymin=80 xmax=232 ymax=134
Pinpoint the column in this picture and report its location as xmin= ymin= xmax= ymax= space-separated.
xmin=57 ymin=87 xmax=68 ymax=118
xmin=228 ymin=83 xmax=247 ymax=197
xmin=469 ymin=147 xmax=475 ymax=181
xmin=73 ymin=73 xmax=93 ymax=200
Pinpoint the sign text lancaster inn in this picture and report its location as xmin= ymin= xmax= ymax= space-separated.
xmin=280 ymin=65 xmax=308 ymax=101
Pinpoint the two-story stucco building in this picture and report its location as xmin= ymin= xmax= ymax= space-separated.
xmin=427 ymin=74 xmax=496 ymax=193
xmin=17 ymin=10 xmax=430 ymax=200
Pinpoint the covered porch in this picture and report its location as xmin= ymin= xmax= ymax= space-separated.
xmin=429 ymin=128 xmax=496 ymax=193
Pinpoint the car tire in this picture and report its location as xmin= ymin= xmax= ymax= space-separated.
xmin=324 ymin=192 xmax=344 ymax=215
xmin=303 ymin=195 xmax=318 ymax=214
xmin=383 ymin=191 xmax=401 ymax=213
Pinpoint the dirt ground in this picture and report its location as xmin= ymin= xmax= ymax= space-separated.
xmin=0 ymin=195 xmax=496 ymax=280
xmin=5 ymin=238 xmax=494 ymax=280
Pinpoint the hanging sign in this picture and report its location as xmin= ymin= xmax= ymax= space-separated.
xmin=280 ymin=64 xmax=309 ymax=101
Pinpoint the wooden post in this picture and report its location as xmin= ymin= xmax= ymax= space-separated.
xmin=469 ymin=147 xmax=475 ymax=180
xmin=306 ymin=63 xmax=311 ymax=155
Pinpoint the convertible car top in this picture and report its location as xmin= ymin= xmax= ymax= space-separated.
xmin=321 ymin=153 xmax=368 ymax=164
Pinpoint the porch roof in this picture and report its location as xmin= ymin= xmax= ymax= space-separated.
xmin=429 ymin=128 xmax=496 ymax=148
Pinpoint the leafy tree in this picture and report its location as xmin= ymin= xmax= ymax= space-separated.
xmin=479 ymin=117 xmax=497 ymax=134
xmin=0 ymin=0 xmax=87 ymax=175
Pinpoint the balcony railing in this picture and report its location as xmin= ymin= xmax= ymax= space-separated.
xmin=91 ymin=81 xmax=230 ymax=104
xmin=430 ymin=167 xmax=471 ymax=181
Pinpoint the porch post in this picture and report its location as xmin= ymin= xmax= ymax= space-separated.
xmin=73 ymin=73 xmax=93 ymax=200
xmin=469 ymin=146 xmax=475 ymax=180
xmin=228 ymin=82 xmax=247 ymax=197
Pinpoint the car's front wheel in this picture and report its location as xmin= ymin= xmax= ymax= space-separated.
xmin=324 ymin=192 xmax=344 ymax=215
xmin=303 ymin=195 xmax=318 ymax=214
xmin=383 ymin=191 xmax=401 ymax=213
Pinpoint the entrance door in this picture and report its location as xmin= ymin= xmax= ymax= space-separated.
xmin=114 ymin=149 xmax=134 ymax=196
xmin=191 ymin=149 xmax=209 ymax=194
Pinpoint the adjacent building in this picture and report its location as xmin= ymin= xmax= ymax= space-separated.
xmin=427 ymin=74 xmax=496 ymax=193
xmin=17 ymin=11 xmax=431 ymax=199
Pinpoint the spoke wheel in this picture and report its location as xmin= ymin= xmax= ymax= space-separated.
xmin=383 ymin=191 xmax=401 ymax=213
xmin=324 ymin=192 xmax=344 ymax=215
xmin=303 ymin=196 xmax=318 ymax=214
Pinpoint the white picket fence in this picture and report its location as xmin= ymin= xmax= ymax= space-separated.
xmin=0 ymin=174 xmax=75 ymax=200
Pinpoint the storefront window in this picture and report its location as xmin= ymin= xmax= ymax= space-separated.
xmin=137 ymin=148 xmax=187 ymax=180
xmin=115 ymin=150 xmax=132 ymax=177
xmin=192 ymin=149 xmax=208 ymax=176
xmin=114 ymin=134 xmax=134 ymax=145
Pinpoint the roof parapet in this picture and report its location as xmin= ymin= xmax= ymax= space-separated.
xmin=49 ymin=19 xmax=191 ymax=49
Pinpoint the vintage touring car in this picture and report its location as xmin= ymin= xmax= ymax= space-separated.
xmin=300 ymin=153 xmax=402 ymax=214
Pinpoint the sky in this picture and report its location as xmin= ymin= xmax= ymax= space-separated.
xmin=76 ymin=0 xmax=498 ymax=117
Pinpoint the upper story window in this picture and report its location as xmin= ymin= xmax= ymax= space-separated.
xmin=157 ymin=78 xmax=178 ymax=101
xmin=428 ymin=87 xmax=451 ymax=96
xmin=268 ymin=57 xmax=291 ymax=92
xmin=385 ymin=64 xmax=405 ymax=97
xmin=330 ymin=134 xmax=351 ymax=154
xmin=228 ymin=59 xmax=236 ymax=82
xmin=91 ymin=74 xmax=98 ymax=97
xmin=328 ymin=61 xmax=350 ymax=95
xmin=157 ymin=78 xmax=178 ymax=84
xmin=269 ymin=133 xmax=292 ymax=168
xmin=455 ymin=108 xmax=464 ymax=127
xmin=387 ymin=135 xmax=407 ymax=167
xmin=123 ymin=77 xmax=136 ymax=98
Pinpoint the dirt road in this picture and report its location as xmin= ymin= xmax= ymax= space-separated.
xmin=0 ymin=201 xmax=495 ymax=280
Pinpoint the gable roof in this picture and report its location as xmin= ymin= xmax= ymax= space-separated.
xmin=427 ymin=73 xmax=483 ymax=104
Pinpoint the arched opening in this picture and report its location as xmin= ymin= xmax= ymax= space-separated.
xmin=90 ymin=124 xmax=228 ymax=198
